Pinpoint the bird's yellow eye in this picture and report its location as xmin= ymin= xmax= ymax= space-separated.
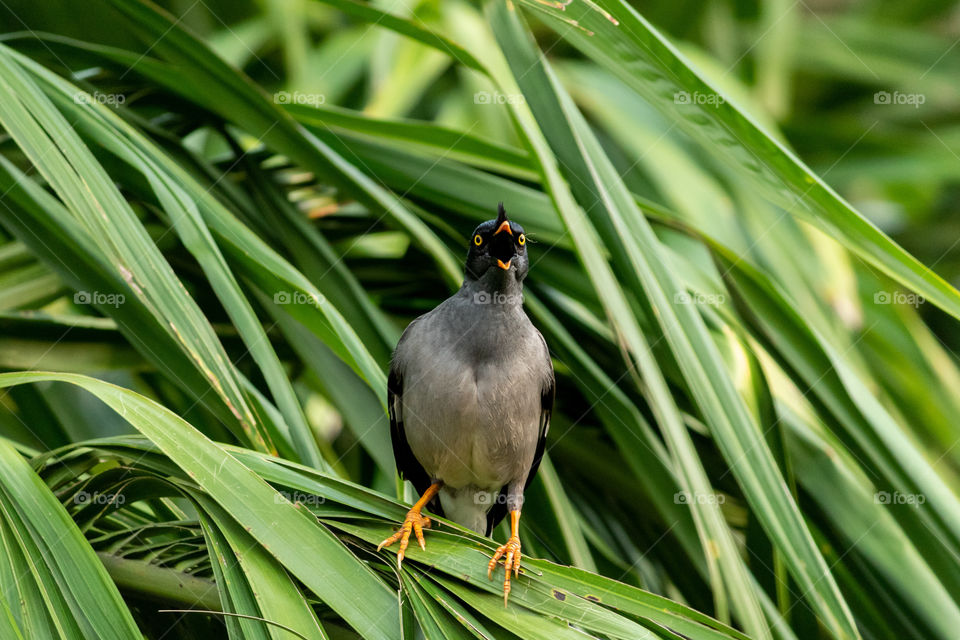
xmin=473 ymin=234 xmax=483 ymax=246
xmin=518 ymin=234 xmax=526 ymax=246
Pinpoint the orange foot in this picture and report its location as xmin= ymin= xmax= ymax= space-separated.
xmin=487 ymin=534 xmax=522 ymax=605
xmin=377 ymin=482 xmax=441 ymax=566
xmin=487 ymin=509 xmax=524 ymax=605
xmin=377 ymin=508 xmax=431 ymax=566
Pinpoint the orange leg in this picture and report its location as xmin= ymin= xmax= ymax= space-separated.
xmin=487 ymin=509 xmax=523 ymax=606
xmin=377 ymin=482 xmax=441 ymax=566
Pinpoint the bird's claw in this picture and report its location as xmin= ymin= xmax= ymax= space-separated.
xmin=487 ymin=535 xmax=522 ymax=606
xmin=377 ymin=508 xmax=432 ymax=566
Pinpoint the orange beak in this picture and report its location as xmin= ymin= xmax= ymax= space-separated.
xmin=497 ymin=259 xmax=512 ymax=270
xmin=494 ymin=220 xmax=513 ymax=236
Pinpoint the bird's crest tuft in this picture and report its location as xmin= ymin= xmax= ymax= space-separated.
xmin=496 ymin=202 xmax=508 ymax=225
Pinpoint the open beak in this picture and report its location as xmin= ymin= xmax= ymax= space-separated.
xmin=492 ymin=204 xmax=513 ymax=270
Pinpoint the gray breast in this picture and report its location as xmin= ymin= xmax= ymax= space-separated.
xmin=395 ymin=291 xmax=549 ymax=492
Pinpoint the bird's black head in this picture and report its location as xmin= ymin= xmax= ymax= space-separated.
xmin=465 ymin=203 xmax=528 ymax=285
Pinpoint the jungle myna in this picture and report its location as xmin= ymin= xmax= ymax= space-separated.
xmin=378 ymin=203 xmax=555 ymax=604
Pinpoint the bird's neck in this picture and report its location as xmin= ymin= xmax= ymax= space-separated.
xmin=461 ymin=270 xmax=524 ymax=306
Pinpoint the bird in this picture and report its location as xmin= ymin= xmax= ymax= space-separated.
xmin=378 ymin=203 xmax=555 ymax=605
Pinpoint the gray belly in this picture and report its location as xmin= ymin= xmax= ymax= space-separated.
xmin=401 ymin=355 xmax=541 ymax=491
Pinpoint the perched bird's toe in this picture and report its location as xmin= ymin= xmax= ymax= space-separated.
xmin=377 ymin=508 xmax=432 ymax=566
xmin=487 ymin=536 xmax=522 ymax=605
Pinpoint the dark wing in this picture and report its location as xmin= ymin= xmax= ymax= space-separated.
xmin=388 ymin=319 xmax=438 ymax=509
xmin=486 ymin=331 xmax=555 ymax=534
xmin=524 ymin=331 xmax=555 ymax=490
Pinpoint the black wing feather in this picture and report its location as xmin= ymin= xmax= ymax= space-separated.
xmin=387 ymin=365 xmax=431 ymax=496
xmin=485 ymin=331 xmax=555 ymax=534
xmin=388 ymin=320 xmax=443 ymax=514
